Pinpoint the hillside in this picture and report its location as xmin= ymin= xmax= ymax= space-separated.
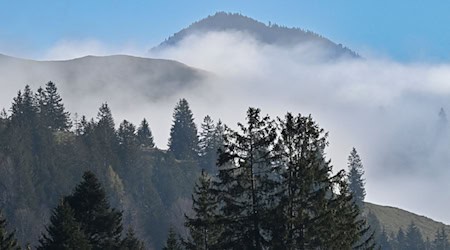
xmin=156 ymin=12 xmax=358 ymax=59
xmin=0 ymin=54 xmax=208 ymax=118
xmin=365 ymin=202 xmax=449 ymax=240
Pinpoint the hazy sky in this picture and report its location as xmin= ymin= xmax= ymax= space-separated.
xmin=2 ymin=0 xmax=450 ymax=61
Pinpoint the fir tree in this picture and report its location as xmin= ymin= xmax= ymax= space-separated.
xmin=347 ymin=147 xmax=366 ymax=209
xmin=37 ymin=200 xmax=91 ymax=250
xmin=396 ymin=228 xmax=407 ymax=250
xmin=168 ymin=99 xmax=199 ymax=160
xmin=214 ymin=107 xmax=278 ymax=249
xmin=405 ymin=222 xmax=425 ymax=250
xmin=433 ymin=227 xmax=450 ymax=250
xmin=184 ymin=170 xmax=220 ymax=250
xmin=137 ymin=118 xmax=155 ymax=148
xmin=120 ymin=228 xmax=145 ymax=250
xmin=163 ymin=227 xmax=182 ymax=250
xmin=37 ymin=81 xmax=71 ymax=131
xmin=0 ymin=212 xmax=20 ymax=250
xmin=93 ymin=103 xmax=119 ymax=170
xmin=198 ymin=116 xmax=224 ymax=173
xmin=64 ymin=171 xmax=123 ymax=249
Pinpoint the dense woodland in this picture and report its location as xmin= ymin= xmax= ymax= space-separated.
xmin=0 ymin=82 xmax=447 ymax=249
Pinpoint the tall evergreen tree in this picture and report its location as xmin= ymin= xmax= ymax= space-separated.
xmin=37 ymin=200 xmax=91 ymax=250
xmin=396 ymin=228 xmax=407 ymax=250
xmin=64 ymin=171 xmax=123 ymax=249
xmin=214 ymin=107 xmax=278 ymax=249
xmin=347 ymin=147 xmax=366 ymax=209
xmin=37 ymin=81 xmax=71 ymax=131
xmin=198 ymin=116 xmax=224 ymax=173
xmin=93 ymin=103 xmax=119 ymax=170
xmin=120 ymin=228 xmax=145 ymax=250
xmin=405 ymin=222 xmax=425 ymax=250
xmin=433 ymin=227 xmax=450 ymax=250
xmin=184 ymin=170 xmax=220 ymax=250
xmin=117 ymin=120 xmax=138 ymax=170
xmin=0 ymin=212 xmax=20 ymax=250
xmin=163 ymin=227 xmax=182 ymax=250
xmin=137 ymin=118 xmax=155 ymax=148
xmin=168 ymin=99 xmax=199 ymax=160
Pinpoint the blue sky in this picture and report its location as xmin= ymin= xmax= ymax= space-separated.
xmin=1 ymin=0 xmax=449 ymax=61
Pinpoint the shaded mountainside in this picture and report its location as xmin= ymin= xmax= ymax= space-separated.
xmin=156 ymin=12 xmax=358 ymax=58
xmin=365 ymin=202 xmax=450 ymax=240
xmin=0 ymin=54 xmax=208 ymax=115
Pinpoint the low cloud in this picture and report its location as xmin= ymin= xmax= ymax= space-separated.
xmin=1 ymin=30 xmax=450 ymax=224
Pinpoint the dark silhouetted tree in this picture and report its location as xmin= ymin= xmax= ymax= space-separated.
xmin=215 ymin=107 xmax=278 ymax=249
xmin=137 ymin=118 xmax=155 ymax=148
xmin=168 ymin=99 xmax=199 ymax=160
xmin=37 ymin=200 xmax=91 ymax=250
xmin=405 ymin=222 xmax=424 ymax=250
xmin=37 ymin=81 xmax=71 ymax=131
xmin=184 ymin=170 xmax=220 ymax=250
xmin=163 ymin=227 xmax=182 ymax=250
xmin=120 ymin=228 xmax=145 ymax=250
xmin=64 ymin=171 xmax=123 ymax=249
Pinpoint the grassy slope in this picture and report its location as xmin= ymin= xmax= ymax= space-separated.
xmin=365 ymin=202 xmax=450 ymax=240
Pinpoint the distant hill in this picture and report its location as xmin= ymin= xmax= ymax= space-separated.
xmin=0 ymin=54 xmax=208 ymax=117
xmin=365 ymin=202 xmax=449 ymax=240
xmin=156 ymin=12 xmax=358 ymax=59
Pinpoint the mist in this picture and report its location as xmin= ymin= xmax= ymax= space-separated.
xmin=2 ymin=31 xmax=450 ymax=224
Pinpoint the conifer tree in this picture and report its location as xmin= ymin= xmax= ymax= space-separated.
xmin=163 ymin=227 xmax=182 ymax=250
xmin=433 ymin=227 xmax=450 ymax=250
xmin=405 ymin=222 xmax=425 ymax=250
xmin=120 ymin=228 xmax=145 ymax=250
xmin=37 ymin=200 xmax=91 ymax=250
xmin=168 ymin=99 xmax=199 ymax=160
xmin=184 ymin=170 xmax=220 ymax=250
xmin=198 ymin=116 xmax=221 ymax=173
xmin=118 ymin=120 xmax=138 ymax=167
xmin=347 ymin=147 xmax=366 ymax=209
xmin=0 ymin=212 xmax=20 ymax=250
xmin=396 ymin=228 xmax=407 ymax=250
xmin=64 ymin=171 xmax=123 ymax=249
xmin=37 ymin=81 xmax=71 ymax=131
xmin=214 ymin=107 xmax=278 ymax=249
xmin=137 ymin=118 xmax=155 ymax=148
xmin=94 ymin=103 xmax=119 ymax=170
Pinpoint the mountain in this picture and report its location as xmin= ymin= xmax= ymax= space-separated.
xmin=156 ymin=12 xmax=358 ymax=59
xmin=365 ymin=202 xmax=450 ymax=240
xmin=0 ymin=54 xmax=208 ymax=118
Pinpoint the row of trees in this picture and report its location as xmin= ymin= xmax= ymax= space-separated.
xmin=376 ymin=222 xmax=450 ymax=250
xmin=179 ymin=108 xmax=374 ymax=249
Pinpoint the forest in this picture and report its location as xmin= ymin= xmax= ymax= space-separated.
xmin=0 ymin=82 xmax=447 ymax=249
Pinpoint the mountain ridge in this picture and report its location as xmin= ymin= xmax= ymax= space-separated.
xmin=155 ymin=12 xmax=359 ymax=59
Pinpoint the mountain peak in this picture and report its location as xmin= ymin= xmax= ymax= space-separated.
xmin=157 ymin=12 xmax=358 ymax=59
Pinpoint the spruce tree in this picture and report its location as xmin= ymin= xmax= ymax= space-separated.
xmin=347 ymin=147 xmax=366 ymax=209
xmin=433 ymin=227 xmax=450 ymax=250
xmin=120 ymin=228 xmax=145 ymax=250
xmin=198 ymin=116 xmax=220 ymax=173
xmin=405 ymin=222 xmax=425 ymax=250
xmin=184 ymin=170 xmax=220 ymax=250
xmin=168 ymin=99 xmax=199 ymax=160
xmin=163 ymin=227 xmax=182 ymax=250
xmin=0 ymin=212 xmax=20 ymax=250
xmin=118 ymin=120 xmax=138 ymax=170
xmin=37 ymin=81 xmax=71 ymax=131
xmin=137 ymin=118 xmax=155 ymax=148
xmin=93 ymin=103 xmax=119 ymax=170
xmin=396 ymin=228 xmax=407 ymax=250
xmin=214 ymin=107 xmax=278 ymax=249
xmin=64 ymin=171 xmax=123 ymax=249
xmin=37 ymin=200 xmax=91 ymax=250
